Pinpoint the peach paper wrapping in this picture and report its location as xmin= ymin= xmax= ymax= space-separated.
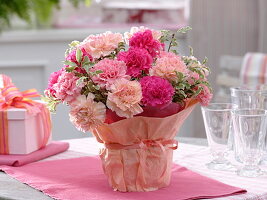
xmin=93 ymin=99 xmax=198 ymax=192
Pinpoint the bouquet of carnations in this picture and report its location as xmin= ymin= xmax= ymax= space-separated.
xmin=44 ymin=26 xmax=212 ymax=192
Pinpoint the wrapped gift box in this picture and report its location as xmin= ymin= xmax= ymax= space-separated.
xmin=1 ymin=101 xmax=52 ymax=155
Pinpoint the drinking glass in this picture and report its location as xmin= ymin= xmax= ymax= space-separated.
xmin=230 ymin=86 xmax=267 ymax=109
xmin=230 ymin=86 xmax=267 ymax=162
xmin=201 ymin=103 xmax=236 ymax=171
xmin=232 ymin=109 xmax=267 ymax=177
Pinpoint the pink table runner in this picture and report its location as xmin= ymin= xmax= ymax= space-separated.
xmin=0 ymin=156 xmax=246 ymax=200
xmin=0 ymin=142 xmax=69 ymax=166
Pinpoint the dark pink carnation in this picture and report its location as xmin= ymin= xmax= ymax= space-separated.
xmin=118 ymin=47 xmax=153 ymax=77
xmin=140 ymin=76 xmax=175 ymax=108
xmin=45 ymin=68 xmax=64 ymax=98
xmin=129 ymin=30 xmax=163 ymax=58
xmin=66 ymin=48 xmax=93 ymax=74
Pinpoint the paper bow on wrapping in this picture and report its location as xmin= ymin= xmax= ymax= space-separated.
xmin=0 ymin=74 xmax=51 ymax=154
xmin=104 ymin=139 xmax=178 ymax=151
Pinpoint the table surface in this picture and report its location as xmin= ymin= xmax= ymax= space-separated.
xmin=0 ymin=137 xmax=267 ymax=200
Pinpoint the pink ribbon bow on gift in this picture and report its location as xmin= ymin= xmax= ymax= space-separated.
xmin=0 ymin=74 xmax=51 ymax=154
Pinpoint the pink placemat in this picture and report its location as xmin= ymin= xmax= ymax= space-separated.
xmin=0 ymin=156 xmax=246 ymax=200
xmin=0 ymin=142 xmax=69 ymax=166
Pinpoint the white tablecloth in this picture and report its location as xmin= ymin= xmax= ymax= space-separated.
xmin=1 ymin=137 xmax=267 ymax=200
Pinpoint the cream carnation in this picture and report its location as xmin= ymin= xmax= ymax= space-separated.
xmin=69 ymin=94 xmax=106 ymax=132
xmin=150 ymin=52 xmax=188 ymax=81
xmin=81 ymin=31 xmax=123 ymax=59
xmin=107 ymin=79 xmax=143 ymax=118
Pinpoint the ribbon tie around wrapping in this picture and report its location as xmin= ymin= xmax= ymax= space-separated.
xmin=104 ymin=139 xmax=178 ymax=151
xmin=0 ymin=74 xmax=51 ymax=154
xmin=103 ymin=139 xmax=177 ymax=189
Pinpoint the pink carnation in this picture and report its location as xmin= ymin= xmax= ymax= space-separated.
xmin=107 ymin=79 xmax=143 ymax=118
xmin=129 ymin=30 xmax=163 ymax=58
xmin=196 ymin=85 xmax=213 ymax=106
xmin=124 ymin=26 xmax=162 ymax=44
xmin=53 ymin=71 xmax=84 ymax=103
xmin=118 ymin=47 xmax=153 ymax=77
xmin=150 ymin=52 xmax=188 ymax=81
xmin=81 ymin=31 xmax=123 ymax=59
xmin=69 ymin=93 xmax=106 ymax=132
xmin=45 ymin=68 xmax=64 ymax=98
xmin=140 ymin=76 xmax=175 ymax=108
xmin=91 ymin=59 xmax=130 ymax=89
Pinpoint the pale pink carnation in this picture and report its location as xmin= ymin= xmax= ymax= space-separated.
xmin=129 ymin=30 xmax=163 ymax=58
xmin=69 ymin=94 xmax=106 ymax=132
xmin=91 ymin=59 xmax=130 ymax=89
xmin=118 ymin=47 xmax=153 ymax=77
xmin=107 ymin=79 xmax=143 ymax=118
xmin=53 ymin=71 xmax=84 ymax=103
xmin=81 ymin=31 xmax=123 ymax=59
xmin=150 ymin=52 xmax=188 ymax=81
xmin=197 ymin=85 xmax=213 ymax=106
xmin=187 ymin=71 xmax=200 ymax=85
xmin=124 ymin=26 xmax=162 ymax=44
xmin=140 ymin=76 xmax=175 ymax=108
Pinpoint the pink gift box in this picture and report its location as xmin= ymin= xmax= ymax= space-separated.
xmin=1 ymin=101 xmax=52 ymax=155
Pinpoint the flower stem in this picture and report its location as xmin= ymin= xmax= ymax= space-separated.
xmin=167 ymin=33 xmax=175 ymax=52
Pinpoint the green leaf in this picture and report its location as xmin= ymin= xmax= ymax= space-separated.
xmin=95 ymin=70 xmax=103 ymax=75
xmin=92 ymin=84 xmax=100 ymax=90
xmin=202 ymin=57 xmax=208 ymax=65
xmin=171 ymin=49 xmax=178 ymax=54
xmin=41 ymin=95 xmax=60 ymax=113
xmin=82 ymin=56 xmax=90 ymax=64
xmin=65 ymin=66 xmax=76 ymax=72
xmin=63 ymin=60 xmax=77 ymax=67
xmin=65 ymin=49 xmax=70 ymax=58
xmin=189 ymin=46 xmax=194 ymax=56
xmin=83 ymin=62 xmax=95 ymax=73
xmin=69 ymin=40 xmax=80 ymax=47
xmin=192 ymin=87 xmax=203 ymax=97
xmin=178 ymin=90 xmax=187 ymax=98
xmin=90 ymin=70 xmax=103 ymax=77
xmin=177 ymin=26 xmax=192 ymax=34
xmin=76 ymin=48 xmax=82 ymax=63
xmin=76 ymin=77 xmax=87 ymax=86
xmin=175 ymin=71 xmax=184 ymax=81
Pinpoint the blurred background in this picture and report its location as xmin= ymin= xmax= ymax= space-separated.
xmin=0 ymin=0 xmax=266 ymax=140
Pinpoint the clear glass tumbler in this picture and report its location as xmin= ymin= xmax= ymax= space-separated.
xmin=232 ymin=109 xmax=267 ymax=177
xmin=230 ymin=86 xmax=267 ymax=109
xmin=201 ymin=103 xmax=235 ymax=171
xmin=230 ymin=86 xmax=267 ymax=162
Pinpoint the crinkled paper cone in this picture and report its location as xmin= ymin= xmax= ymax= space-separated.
xmin=93 ymin=99 xmax=198 ymax=192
